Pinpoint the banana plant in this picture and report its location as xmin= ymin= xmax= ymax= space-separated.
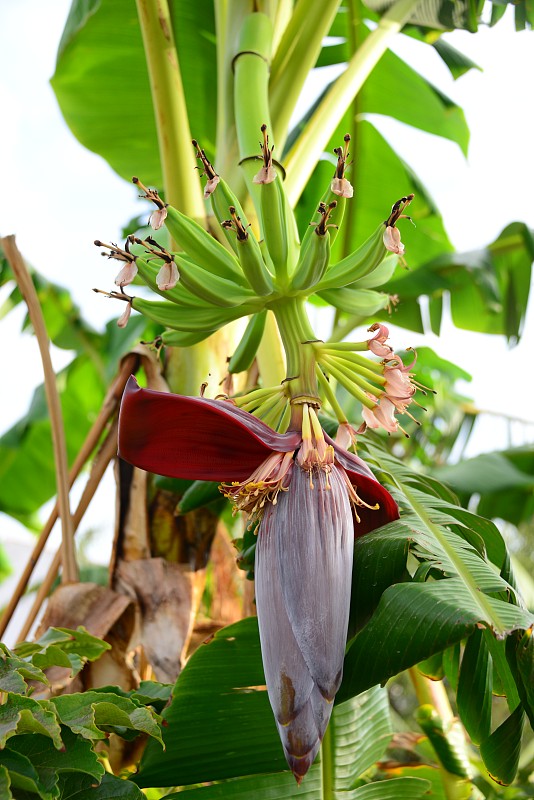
xmin=1 ymin=0 xmax=534 ymax=798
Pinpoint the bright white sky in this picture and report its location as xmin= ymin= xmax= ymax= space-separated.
xmin=0 ymin=1 xmax=533 ymax=617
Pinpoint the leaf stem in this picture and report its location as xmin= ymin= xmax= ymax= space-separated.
xmin=2 ymin=236 xmax=78 ymax=585
xmin=135 ymin=0 xmax=205 ymax=217
xmin=269 ymin=0 xmax=342 ymax=150
xmin=284 ymin=0 xmax=423 ymax=206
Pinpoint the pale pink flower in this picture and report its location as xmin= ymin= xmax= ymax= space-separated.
xmin=149 ymin=206 xmax=168 ymax=230
xmin=384 ymin=353 xmax=417 ymax=412
xmin=156 ymin=260 xmax=179 ymax=291
xmin=362 ymin=395 xmax=398 ymax=434
xmin=254 ymin=124 xmax=276 ymax=184
xmin=117 ymin=302 xmax=132 ymax=329
xmin=253 ymin=165 xmax=276 ymax=184
xmin=114 ymin=261 xmax=138 ymax=287
xmin=331 ymin=177 xmax=353 ymax=198
xmin=367 ymin=323 xmax=393 ymax=358
xmin=334 ymin=422 xmax=358 ymax=450
xmin=204 ymin=175 xmax=220 ymax=197
xmin=383 ymin=226 xmax=404 ymax=255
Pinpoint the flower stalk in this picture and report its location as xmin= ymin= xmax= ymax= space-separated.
xmin=134 ymin=0 xmax=204 ymax=218
xmin=284 ymin=0 xmax=424 ymax=206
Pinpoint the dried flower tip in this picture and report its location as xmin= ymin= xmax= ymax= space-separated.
xmin=383 ymin=226 xmax=404 ymax=255
xmin=331 ymin=134 xmax=353 ymax=197
xmin=386 ymin=194 xmax=414 ymax=228
xmin=315 ymin=201 xmax=338 ymax=236
xmin=192 ymin=139 xmax=220 ymax=197
xmin=95 ymin=239 xmax=138 ymax=286
xmin=156 ymin=261 xmax=179 ymax=291
xmin=253 ymin=124 xmax=276 ymax=184
xmin=222 ymin=206 xmax=249 ymax=241
xmin=149 ymin=206 xmax=168 ymax=230
xmin=132 ymin=176 xmax=168 ymax=212
xmin=134 ymin=236 xmax=173 ymax=262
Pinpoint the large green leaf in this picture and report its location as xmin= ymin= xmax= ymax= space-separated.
xmin=386 ymin=222 xmax=534 ymax=341
xmin=363 ymin=0 xmax=533 ymax=32
xmin=360 ymin=50 xmax=469 ymax=155
xmin=2 ymin=729 xmax=105 ymax=800
xmin=0 ymin=695 xmax=63 ymax=750
xmin=52 ymin=0 xmax=216 ymax=186
xmin=51 ymin=691 xmax=163 ymax=746
xmin=137 ymin=616 xmax=394 ymax=793
xmin=0 ymin=355 xmax=105 ymax=520
xmin=136 ymin=617 xmax=285 ymax=787
xmin=315 ymin=25 xmax=469 ymax=154
xmin=59 ymin=773 xmax=144 ymax=800
xmin=456 ymin=630 xmax=492 ymax=745
xmin=433 ymin=446 xmax=534 ymax=527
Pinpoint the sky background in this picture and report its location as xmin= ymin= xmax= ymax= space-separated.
xmin=1 ymin=1 xmax=533 ymax=640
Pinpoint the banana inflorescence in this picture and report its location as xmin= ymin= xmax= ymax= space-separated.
xmin=96 ymin=134 xmax=412 ymax=372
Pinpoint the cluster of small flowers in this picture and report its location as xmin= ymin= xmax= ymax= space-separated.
xmin=363 ymin=323 xmax=417 ymax=434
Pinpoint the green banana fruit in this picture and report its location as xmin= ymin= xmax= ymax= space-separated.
xmin=315 ymin=223 xmax=387 ymax=291
xmin=220 ymin=206 xmax=273 ymax=296
xmin=134 ymin=255 xmax=210 ymax=308
xmin=228 ymin=310 xmax=268 ymax=374
xmin=176 ymin=480 xmax=223 ymax=514
xmin=132 ymin=296 xmax=258 ymax=332
xmin=291 ymin=202 xmax=336 ymax=291
xmin=175 ymin=254 xmax=257 ymax=308
xmin=210 ymin=178 xmax=248 ymax=255
xmin=318 ymin=287 xmax=389 ymax=317
xmin=163 ymin=205 xmax=247 ymax=286
xmin=160 ymin=328 xmax=218 ymax=347
xmin=350 ymin=254 xmax=399 ymax=289
xmin=260 ymin=175 xmax=288 ymax=278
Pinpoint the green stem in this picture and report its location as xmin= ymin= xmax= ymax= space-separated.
xmin=410 ymin=670 xmax=473 ymax=800
xmin=320 ymin=721 xmax=335 ymax=799
xmin=256 ymin=311 xmax=287 ymax=386
xmin=269 ymin=0 xmax=342 ymax=150
xmin=214 ymin=1 xmax=248 ymax=194
xmin=341 ymin=0 xmax=362 ymax=255
xmin=315 ymin=340 xmax=368 ymax=352
xmin=316 ymin=366 xmax=348 ymax=423
xmin=320 ymin=348 xmax=386 ymax=379
xmin=233 ymin=13 xmax=274 ymax=197
xmin=284 ymin=0 xmax=423 ymax=206
xmin=322 ymin=354 xmax=383 ymax=399
xmin=135 ymin=0 xmax=205 ymax=218
xmin=271 ymin=297 xmax=318 ymax=403
xmin=321 ymin=356 xmax=377 ymax=409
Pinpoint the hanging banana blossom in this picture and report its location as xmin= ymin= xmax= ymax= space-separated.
xmin=118 ymin=377 xmax=398 ymax=780
xmin=93 ymin=128 xmax=419 ymax=781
